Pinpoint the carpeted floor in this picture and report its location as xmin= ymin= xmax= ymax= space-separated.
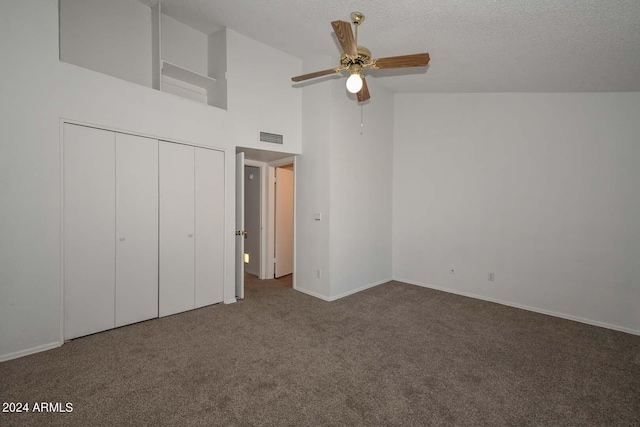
xmin=1 ymin=277 xmax=639 ymax=426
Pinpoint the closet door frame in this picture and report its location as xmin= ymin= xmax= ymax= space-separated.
xmin=60 ymin=120 xmax=228 ymax=343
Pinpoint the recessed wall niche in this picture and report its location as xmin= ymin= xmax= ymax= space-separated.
xmin=59 ymin=0 xmax=227 ymax=109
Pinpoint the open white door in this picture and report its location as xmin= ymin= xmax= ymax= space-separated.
xmin=235 ymin=152 xmax=245 ymax=299
xmin=274 ymin=167 xmax=294 ymax=278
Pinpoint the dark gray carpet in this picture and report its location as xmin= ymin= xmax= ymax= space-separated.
xmin=1 ymin=277 xmax=639 ymax=426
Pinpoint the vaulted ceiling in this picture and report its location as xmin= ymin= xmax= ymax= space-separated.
xmin=139 ymin=0 xmax=640 ymax=93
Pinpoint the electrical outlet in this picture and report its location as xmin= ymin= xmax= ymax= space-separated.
xmin=488 ymin=273 xmax=495 ymax=281
xmin=449 ymin=267 xmax=455 ymax=275
xmin=316 ymin=269 xmax=321 ymax=278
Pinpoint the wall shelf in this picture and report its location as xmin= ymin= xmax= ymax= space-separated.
xmin=154 ymin=2 xmax=227 ymax=109
xmin=161 ymin=61 xmax=217 ymax=91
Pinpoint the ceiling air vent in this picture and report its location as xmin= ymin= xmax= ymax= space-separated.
xmin=260 ymin=132 xmax=283 ymax=145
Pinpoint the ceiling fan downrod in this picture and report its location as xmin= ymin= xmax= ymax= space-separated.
xmin=351 ymin=12 xmax=364 ymax=45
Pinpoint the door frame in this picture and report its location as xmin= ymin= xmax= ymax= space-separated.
xmin=235 ymin=151 xmax=297 ymax=292
xmin=235 ymin=152 xmax=245 ymax=299
xmin=267 ymin=156 xmax=297 ymax=289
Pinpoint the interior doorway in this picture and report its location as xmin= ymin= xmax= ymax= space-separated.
xmin=243 ymin=165 xmax=261 ymax=277
xmin=235 ymin=148 xmax=297 ymax=299
xmin=274 ymin=164 xmax=294 ymax=278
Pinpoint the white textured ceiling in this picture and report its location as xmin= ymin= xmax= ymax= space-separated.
xmin=140 ymin=0 xmax=640 ymax=93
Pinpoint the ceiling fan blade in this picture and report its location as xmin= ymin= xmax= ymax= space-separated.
xmin=291 ymin=68 xmax=340 ymax=82
xmin=357 ymin=77 xmax=370 ymax=102
xmin=372 ymin=53 xmax=430 ymax=69
xmin=331 ymin=20 xmax=357 ymax=56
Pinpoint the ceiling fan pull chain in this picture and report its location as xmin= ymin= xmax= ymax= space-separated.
xmin=360 ymin=105 xmax=364 ymax=135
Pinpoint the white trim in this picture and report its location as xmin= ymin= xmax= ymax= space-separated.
xmin=59 ymin=120 xmax=66 ymax=347
xmin=59 ymin=118 xmax=226 ymax=153
xmin=295 ymin=287 xmax=332 ymax=302
xmin=222 ymin=149 xmax=229 ymax=306
xmin=266 ymin=167 xmax=276 ymax=279
xmin=0 ymin=342 xmax=62 ymax=363
xmin=291 ymin=157 xmax=297 ymax=290
xmin=266 ymin=156 xmax=297 ymax=287
xmin=395 ymin=278 xmax=640 ymax=336
xmin=224 ymin=298 xmax=237 ymax=304
xmin=328 ymin=278 xmax=392 ymax=301
xmin=295 ymin=278 xmax=392 ymax=302
xmin=267 ymin=156 xmax=296 ymax=168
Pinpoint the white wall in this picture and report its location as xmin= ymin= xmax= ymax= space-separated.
xmin=59 ymin=0 xmax=152 ymax=87
xmin=0 ymin=0 xmax=62 ymax=361
xmin=295 ymin=56 xmax=333 ymax=299
xmin=393 ymin=92 xmax=640 ymax=334
xmin=162 ymin=14 xmax=208 ymax=75
xmin=208 ymin=28 xmax=227 ymax=109
xmin=0 ymin=0 xmax=303 ymax=361
xmin=296 ymin=61 xmax=394 ymax=300
xmin=296 ymin=62 xmax=394 ymax=301
xmin=226 ymin=29 xmax=302 ymax=154
xmin=329 ymin=78 xmax=394 ymax=298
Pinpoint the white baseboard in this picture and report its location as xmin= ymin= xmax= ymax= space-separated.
xmin=295 ymin=287 xmax=332 ymax=302
xmin=395 ymin=277 xmax=640 ymax=336
xmin=296 ymin=278 xmax=394 ymax=302
xmin=224 ymin=298 xmax=237 ymax=304
xmin=328 ymin=278 xmax=393 ymax=302
xmin=0 ymin=341 xmax=62 ymax=363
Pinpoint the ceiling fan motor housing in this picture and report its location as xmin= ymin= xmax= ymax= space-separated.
xmin=340 ymin=46 xmax=372 ymax=69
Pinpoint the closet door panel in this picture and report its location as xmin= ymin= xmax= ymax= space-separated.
xmin=159 ymin=142 xmax=195 ymax=316
xmin=194 ymin=148 xmax=225 ymax=308
xmin=115 ymin=133 xmax=159 ymax=327
xmin=64 ymin=124 xmax=116 ymax=340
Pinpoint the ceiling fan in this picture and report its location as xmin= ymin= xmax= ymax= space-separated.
xmin=291 ymin=12 xmax=430 ymax=102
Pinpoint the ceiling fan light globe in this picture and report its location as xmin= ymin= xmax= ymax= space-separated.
xmin=346 ymin=73 xmax=363 ymax=93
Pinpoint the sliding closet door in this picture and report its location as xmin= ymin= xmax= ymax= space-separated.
xmin=194 ymin=148 xmax=225 ymax=307
xmin=64 ymin=124 xmax=116 ymax=340
xmin=115 ymin=134 xmax=159 ymax=327
xmin=159 ymin=142 xmax=195 ymax=316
